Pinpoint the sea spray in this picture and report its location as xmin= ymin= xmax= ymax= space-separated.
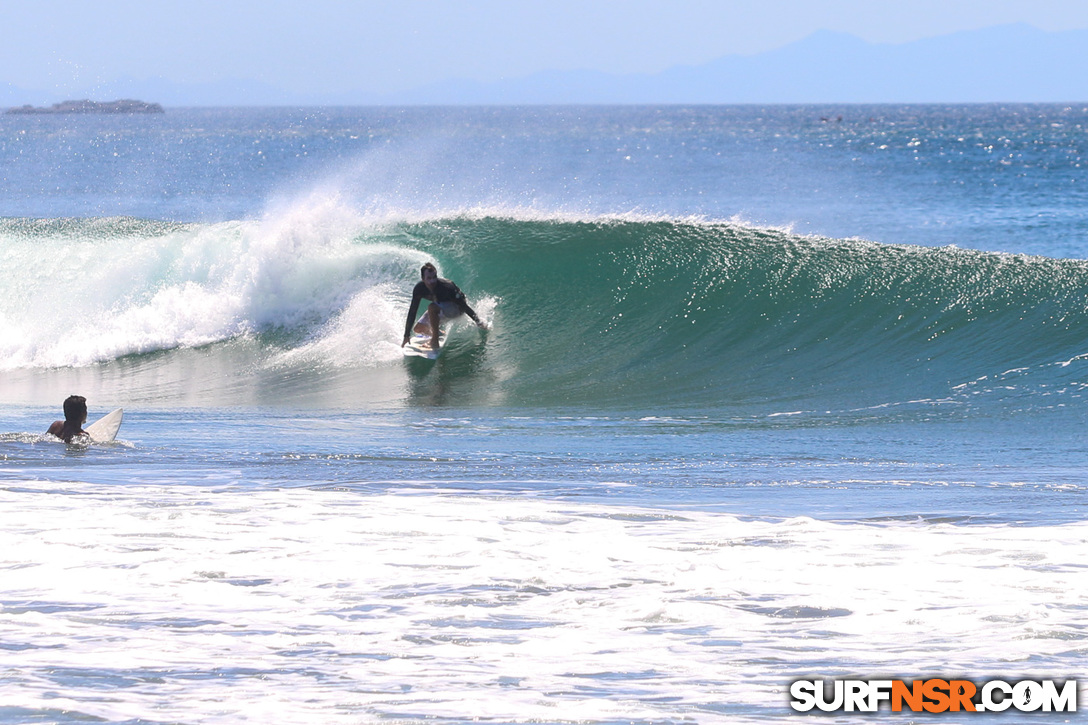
xmin=0 ymin=204 xmax=424 ymax=369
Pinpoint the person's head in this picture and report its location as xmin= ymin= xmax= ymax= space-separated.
xmin=63 ymin=395 xmax=88 ymax=424
xmin=420 ymin=262 xmax=438 ymax=287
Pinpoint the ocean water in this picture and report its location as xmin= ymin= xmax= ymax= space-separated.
xmin=1 ymin=105 xmax=1087 ymax=723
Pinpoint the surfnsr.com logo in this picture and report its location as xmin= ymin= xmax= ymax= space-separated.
xmin=789 ymin=678 xmax=1078 ymax=713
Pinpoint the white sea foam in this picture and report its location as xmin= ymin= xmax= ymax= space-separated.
xmin=1 ymin=481 xmax=1084 ymax=723
xmin=268 ymin=291 xmax=499 ymax=370
xmin=0 ymin=197 xmax=424 ymax=370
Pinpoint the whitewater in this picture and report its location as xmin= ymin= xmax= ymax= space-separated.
xmin=1 ymin=105 xmax=1087 ymax=723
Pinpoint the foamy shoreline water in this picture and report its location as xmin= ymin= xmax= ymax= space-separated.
xmin=3 ymin=480 xmax=1085 ymax=723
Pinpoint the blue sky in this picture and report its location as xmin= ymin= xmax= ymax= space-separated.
xmin=5 ymin=0 xmax=1088 ymax=97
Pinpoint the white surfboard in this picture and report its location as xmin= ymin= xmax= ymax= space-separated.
xmin=403 ymin=310 xmax=449 ymax=360
xmin=86 ymin=408 xmax=124 ymax=442
xmin=403 ymin=328 xmax=447 ymax=360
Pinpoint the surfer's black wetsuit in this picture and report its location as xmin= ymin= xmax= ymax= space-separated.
xmin=403 ymin=277 xmax=482 ymax=342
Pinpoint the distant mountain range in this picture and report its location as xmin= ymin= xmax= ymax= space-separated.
xmin=391 ymin=24 xmax=1088 ymax=105
xmin=3 ymin=23 xmax=1086 ymax=107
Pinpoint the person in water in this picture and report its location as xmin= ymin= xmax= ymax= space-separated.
xmin=47 ymin=395 xmax=88 ymax=443
xmin=402 ymin=262 xmax=487 ymax=349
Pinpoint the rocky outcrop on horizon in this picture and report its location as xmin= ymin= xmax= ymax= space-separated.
xmin=5 ymin=99 xmax=164 ymax=114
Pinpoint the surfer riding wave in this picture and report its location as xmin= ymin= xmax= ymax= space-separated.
xmin=401 ymin=262 xmax=488 ymax=350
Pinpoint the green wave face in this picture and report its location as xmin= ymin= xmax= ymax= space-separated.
xmin=396 ymin=216 xmax=1088 ymax=410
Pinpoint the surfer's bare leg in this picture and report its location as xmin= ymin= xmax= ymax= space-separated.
xmin=427 ymin=303 xmax=441 ymax=348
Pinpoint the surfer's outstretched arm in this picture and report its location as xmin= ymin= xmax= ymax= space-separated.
xmin=458 ymin=299 xmax=487 ymax=329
